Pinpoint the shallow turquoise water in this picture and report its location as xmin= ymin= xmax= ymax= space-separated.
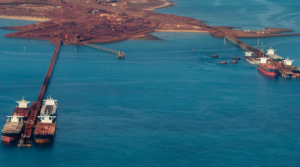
xmin=1 ymin=1 xmax=300 ymax=166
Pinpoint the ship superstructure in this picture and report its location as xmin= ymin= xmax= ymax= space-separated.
xmin=34 ymin=96 xmax=57 ymax=143
xmin=265 ymin=47 xmax=284 ymax=61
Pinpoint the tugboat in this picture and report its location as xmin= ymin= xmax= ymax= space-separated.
xmin=34 ymin=96 xmax=57 ymax=144
xmin=219 ymin=60 xmax=227 ymax=64
xmin=232 ymin=56 xmax=241 ymax=60
xmin=192 ymin=49 xmax=195 ymax=51
xmin=230 ymin=60 xmax=238 ymax=64
xmin=258 ymin=57 xmax=279 ymax=77
xmin=211 ymin=54 xmax=219 ymax=58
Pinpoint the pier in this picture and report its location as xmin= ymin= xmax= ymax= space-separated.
xmin=225 ymin=34 xmax=298 ymax=78
xmin=18 ymin=40 xmax=62 ymax=147
xmin=225 ymin=34 xmax=251 ymax=51
xmin=84 ymin=43 xmax=125 ymax=59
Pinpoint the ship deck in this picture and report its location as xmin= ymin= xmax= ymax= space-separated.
xmin=1 ymin=121 xmax=23 ymax=134
xmin=259 ymin=63 xmax=278 ymax=70
xmin=40 ymin=105 xmax=57 ymax=116
xmin=34 ymin=122 xmax=56 ymax=136
xmin=245 ymin=57 xmax=259 ymax=65
xmin=13 ymin=107 xmax=31 ymax=118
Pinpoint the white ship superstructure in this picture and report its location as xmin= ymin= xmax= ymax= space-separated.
xmin=16 ymin=97 xmax=31 ymax=108
xmin=38 ymin=114 xmax=56 ymax=123
xmin=244 ymin=50 xmax=254 ymax=57
xmin=265 ymin=47 xmax=284 ymax=61
xmin=283 ymin=57 xmax=294 ymax=66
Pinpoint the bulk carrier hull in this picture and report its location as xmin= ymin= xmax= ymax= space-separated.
xmin=34 ymin=122 xmax=56 ymax=144
xmin=34 ymin=135 xmax=54 ymax=144
xmin=258 ymin=64 xmax=278 ymax=77
xmin=1 ymin=134 xmax=20 ymax=143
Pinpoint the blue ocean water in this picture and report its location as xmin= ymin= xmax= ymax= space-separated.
xmin=1 ymin=1 xmax=300 ymax=166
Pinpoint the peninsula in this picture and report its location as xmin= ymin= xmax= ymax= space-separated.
xmin=1 ymin=0 xmax=300 ymax=45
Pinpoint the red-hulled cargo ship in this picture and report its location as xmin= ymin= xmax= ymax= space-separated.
xmin=257 ymin=57 xmax=278 ymax=77
xmin=1 ymin=98 xmax=31 ymax=143
xmin=34 ymin=96 xmax=57 ymax=144
xmin=1 ymin=115 xmax=25 ymax=143
xmin=258 ymin=63 xmax=278 ymax=76
xmin=283 ymin=57 xmax=300 ymax=77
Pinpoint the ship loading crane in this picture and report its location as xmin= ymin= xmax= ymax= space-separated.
xmin=18 ymin=40 xmax=62 ymax=147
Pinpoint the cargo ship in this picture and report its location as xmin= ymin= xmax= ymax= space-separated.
xmin=1 ymin=98 xmax=31 ymax=143
xmin=283 ymin=57 xmax=300 ymax=77
xmin=258 ymin=57 xmax=279 ymax=77
xmin=34 ymin=96 xmax=57 ymax=144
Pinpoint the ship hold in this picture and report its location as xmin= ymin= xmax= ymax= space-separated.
xmin=258 ymin=57 xmax=279 ymax=77
xmin=1 ymin=97 xmax=31 ymax=143
xmin=34 ymin=96 xmax=57 ymax=144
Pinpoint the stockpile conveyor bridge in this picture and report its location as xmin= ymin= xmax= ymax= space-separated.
xmin=84 ymin=43 xmax=125 ymax=59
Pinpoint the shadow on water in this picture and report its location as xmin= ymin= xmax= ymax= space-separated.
xmin=1 ymin=141 xmax=18 ymax=147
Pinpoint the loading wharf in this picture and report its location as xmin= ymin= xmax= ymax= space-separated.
xmin=225 ymin=34 xmax=298 ymax=79
xmin=0 ymin=38 xmax=123 ymax=147
xmin=84 ymin=43 xmax=125 ymax=59
xmin=18 ymin=40 xmax=61 ymax=147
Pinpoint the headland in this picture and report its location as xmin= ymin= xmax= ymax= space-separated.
xmin=0 ymin=15 xmax=50 ymax=21
xmin=0 ymin=0 xmax=300 ymax=45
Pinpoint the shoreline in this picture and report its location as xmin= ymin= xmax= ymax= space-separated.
xmin=155 ymin=30 xmax=209 ymax=33
xmin=145 ymin=0 xmax=175 ymax=11
xmin=0 ymin=15 xmax=50 ymax=22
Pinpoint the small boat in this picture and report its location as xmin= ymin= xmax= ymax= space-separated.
xmin=232 ymin=56 xmax=241 ymax=60
xmin=230 ymin=60 xmax=238 ymax=64
xmin=192 ymin=49 xmax=195 ymax=51
xmin=219 ymin=60 xmax=227 ymax=64
xmin=211 ymin=54 xmax=219 ymax=58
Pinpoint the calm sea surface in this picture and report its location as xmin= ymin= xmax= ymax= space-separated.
xmin=1 ymin=0 xmax=300 ymax=166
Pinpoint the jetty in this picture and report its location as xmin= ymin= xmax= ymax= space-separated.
xmin=84 ymin=43 xmax=125 ymax=59
xmin=18 ymin=40 xmax=62 ymax=147
xmin=225 ymin=34 xmax=298 ymax=78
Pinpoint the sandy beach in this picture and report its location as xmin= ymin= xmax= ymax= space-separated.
xmin=146 ymin=0 xmax=174 ymax=11
xmin=0 ymin=15 xmax=50 ymax=22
